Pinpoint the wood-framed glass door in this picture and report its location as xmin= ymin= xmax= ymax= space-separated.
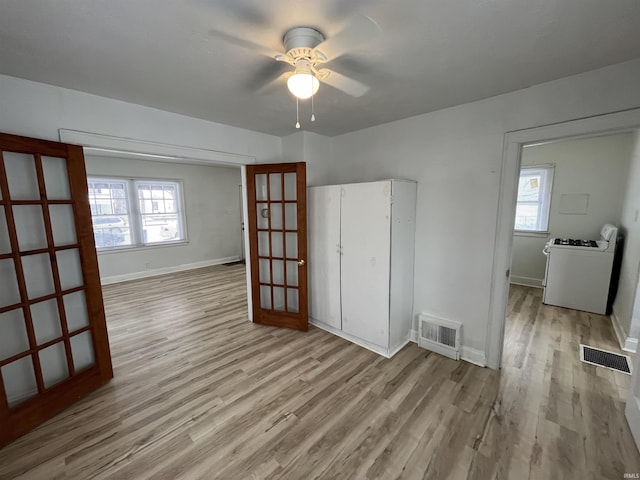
xmin=0 ymin=132 xmax=113 ymax=448
xmin=246 ymin=162 xmax=308 ymax=331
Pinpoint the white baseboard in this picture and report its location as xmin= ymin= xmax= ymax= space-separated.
xmin=310 ymin=318 xmax=393 ymax=358
xmin=409 ymin=329 xmax=486 ymax=366
xmin=510 ymin=276 xmax=543 ymax=288
xmin=610 ymin=308 xmax=638 ymax=353
xmin=100 ymin=256 xmax=240 ymax=285
xmin=461 ymin=346 xmax=487 ymax=367
xmin=625 ymin=337 xmax=638 ymax=353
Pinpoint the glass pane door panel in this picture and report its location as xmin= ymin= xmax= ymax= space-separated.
xmin=63 ymin=291 xmax=89 ymax=332
xmin=270 ymin=204 xmax=283 ymax=230
xmin=22 ymin=253 xmax=55 ymax=299
xmin=260 ymin=285 xmax=271 ymax=309
xmin=269 ymin=174 xmax=282 ymax=201
xmin=13 ymin=206 xmax=47 ymax=251
xmin=286 ymin=261 xmax=299 ymax=287
xmin=257 ymin=203 xmax=269 ymax=229
xmin=287 ymin=289 xmax=299 ymax=313
xmin=271 ymin=232 xmax=283 ymax=258
xmin=273 ymin=287 xmax=285 ymax=311
xmin=39 ymin=342 xmax=69 ymax=388
xmin=0 ymin=309 xmax=29 ymax=361
xmin=0 ymin=259 xmax=21 ymax=307
xmin=49 ymin=205 xmax=77 ymax=246
xmin=285 ymin=233 xmax=298 ymax=259
xmin=259 ymin=259 xmax=270 ymax=283
xmin=255 ymin=174 xmax=267 ymax=201
xmin=56 ymin=249 xmax=84 ymax=290
xmin=258 ymin=231 xmax=269 ymax=257
xmin=284 ymin=173 xmax=297 ymax=201
xmin=285 ymin=204 xmax=297 ymax=229
xmin=70 ymin=331 xmax=95 ymax=372
xmin=41 ymin=156 xmax=71 ymax=200
xmin=31 ymin=299 xmax=62 ymax=345
xmin=3 ymin=152 xmax=39 ymax=200
xmin=272 ymin=260 xmax=284 ymax=285
xmin=2 ymin=356 xmax=38 ymax=407
xmin=0 ymin=208 xmax=11 ymax=254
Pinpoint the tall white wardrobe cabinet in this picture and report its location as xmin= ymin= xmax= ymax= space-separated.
xmin=308 ymin=179 xmax=417 ymax=357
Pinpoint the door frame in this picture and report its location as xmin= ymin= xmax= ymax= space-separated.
xmin=59 ymin=130 xmax=258 ymax=321
xmin=486 ymin=107 xmax=640 ymax=369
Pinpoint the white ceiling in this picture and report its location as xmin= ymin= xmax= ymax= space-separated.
xmin=1 ymin=1 xmax=640 ymax=137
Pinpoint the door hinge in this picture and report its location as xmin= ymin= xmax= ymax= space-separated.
xmin=506 ymin=269 xmax=510 ymax=278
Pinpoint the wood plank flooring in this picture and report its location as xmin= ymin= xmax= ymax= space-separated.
xmin=1 ymin=268 xmax=639 ymax=479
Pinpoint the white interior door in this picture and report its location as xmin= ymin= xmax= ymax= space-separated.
xmin=308 ymin=185 xmax=342 ymax=329
xmin=340 ymin=181 xmax=391 ymax=348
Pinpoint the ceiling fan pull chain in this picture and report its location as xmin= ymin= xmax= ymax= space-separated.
xmin=295 ymin=98 xmax=300 ymax=129
xmin=311 ymin=91 xmax=316 ymax=122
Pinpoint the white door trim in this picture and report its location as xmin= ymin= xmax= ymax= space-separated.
xmin=59 ymin=129 xmax=255 ymax=166
xmin=485 ymin=107 xmax=640 ymax=369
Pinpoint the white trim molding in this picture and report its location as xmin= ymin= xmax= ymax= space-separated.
xmin=461 ymin=346 xmax=487 ymax=367
xmin=510 ymin=276 xmax=544 ymax=288
xmin=58 ymin=129 xmax=256 ymax=166
xmin=100 ymin=256 xmax=240 ymax=285
xmin=486 ymin=107 xmax=640 ymax=370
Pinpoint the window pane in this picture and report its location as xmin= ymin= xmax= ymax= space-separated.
xmin=141 ymin=213 xmax=181 ymax=244
xmin=135 ymin=181 xmax=184 ymax=245
xmin=87 ymin=177 xmax=133 ymax=249
xmin=514 ymin=204 xmax=540 ymax=230
xmin=514 ymin=166 xmax=553 ymax=232
xmin=517 ymin=174 xmax=541 ymax=202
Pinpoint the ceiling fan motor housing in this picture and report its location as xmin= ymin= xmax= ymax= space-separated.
xmin=283 ymin=27 xmax=325 ymax=60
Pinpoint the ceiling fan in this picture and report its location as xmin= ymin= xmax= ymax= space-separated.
xmin=210 ymin=15 xmax=380 ymax=128
xmin=268 ymin=15 xmax=380 ymax=100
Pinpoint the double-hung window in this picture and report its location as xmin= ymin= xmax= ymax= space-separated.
xmin=514 ymin=165 xmax=554 ymax=232
xmin=87 ymin=177 xmax=185 ymax=249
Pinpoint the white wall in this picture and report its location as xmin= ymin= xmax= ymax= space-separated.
xmin=511 ymin=133 xmax=634 ymax=286
xmin=0 ymin=73 xmax=281 ymax=282
xmin=85 ymin=155 xmax=242 ymax=282
xmin=330 ymin=58 xmax=640 ymax=357
xmin=0 ymin=74 xmax=281 ymax=163
xmin=616 ymin=131 xmax=640 ymax=339
xmin=281 ymin=131 xmax=333 ymax=186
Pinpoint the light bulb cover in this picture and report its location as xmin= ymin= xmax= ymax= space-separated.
xmin=287 ymin=73 xmax=320 ymax=99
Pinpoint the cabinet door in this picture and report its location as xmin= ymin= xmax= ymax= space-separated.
xmin=340 ymin=181 xmax=391 ymax=348
xmin=308 ymin=186 xmax=342 ymax=329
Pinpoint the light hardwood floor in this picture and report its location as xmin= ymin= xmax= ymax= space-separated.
xmin=1 ymin=267 xmax=639 ymax=479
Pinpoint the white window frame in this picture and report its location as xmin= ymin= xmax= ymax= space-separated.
xmin=514 ymin=165 xmax=554 ymax=233
xmin=87 ymin=176 xmax=187 ymax=251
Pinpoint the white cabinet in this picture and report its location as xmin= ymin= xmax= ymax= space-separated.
xmin=308 ymin=180 xmax=417 ymax=357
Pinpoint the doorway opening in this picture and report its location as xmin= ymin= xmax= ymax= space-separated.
xmin=487 ymin=107 xmax=640 ymax=369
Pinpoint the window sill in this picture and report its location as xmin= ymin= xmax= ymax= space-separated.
xmin=96 ymin=239 xmax=189 ymax=255
xmin=513 ymin=230 xmax=550 ymax=238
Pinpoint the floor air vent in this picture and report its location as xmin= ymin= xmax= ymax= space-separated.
xmin=579 ymin=344 xmax=632 ymax=375
xmin=418 ymin=314 xmax=461 ymax=360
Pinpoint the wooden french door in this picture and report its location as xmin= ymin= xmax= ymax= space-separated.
xmin=0 ymin=133 xmax=112 ymax=448
xmin=246 ymin=162 xmax=308 ymax=331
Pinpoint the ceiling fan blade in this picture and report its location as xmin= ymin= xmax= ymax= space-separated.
xmin=257 ymin=71 xmax=293 ymax=94
xmin=318 ymin=69 xmax=369 ymax=97
xmin=208 ymin=29 xmax=282 ymax=59
xmin=246 ymin=60 xmax=292 ymax=92
xmin=313 ymin=15 xmax=380 ymax=62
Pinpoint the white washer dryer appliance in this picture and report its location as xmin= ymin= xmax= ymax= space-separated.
xmin=542 ymin=224 xmax=618 ymax=314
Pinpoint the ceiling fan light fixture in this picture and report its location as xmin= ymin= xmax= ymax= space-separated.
xmin=287 ymin=72 xmax=319 ymax=99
